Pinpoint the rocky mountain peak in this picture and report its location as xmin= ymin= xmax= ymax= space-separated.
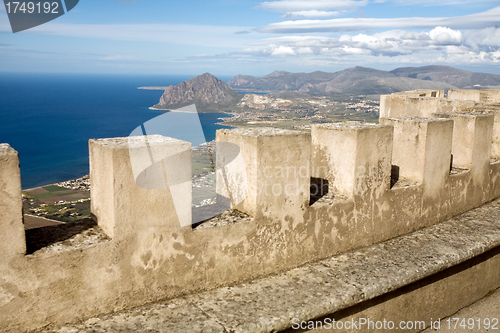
xmin=264 ymin=70 xmax=290 ymax=78
xmin=154 ymin=73 xmax=241 ymax=111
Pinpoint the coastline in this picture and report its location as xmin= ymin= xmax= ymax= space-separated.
xmin=149 ymin=106 xmax=167 ymax=111
xmin=149 ymin=106 xmax=238 ymax=126
xmin=24 ymin=175 xmax=91 ymax=193
xmin=215 ymin=112 xmax=238 ymax=127
xmin=22 ymin=110 xmax=237 ymax=193
xmin=138 ymin=86 xmax=169 ymax=90
xmin=148 ymin=106 xmax=197 ymax=113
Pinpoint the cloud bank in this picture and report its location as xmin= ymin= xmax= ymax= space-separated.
xmin=259 ymin=0 xmax=365 ymax=20
xmin=257 ymin=6 xmax=500 ymax=33
xmin=245 ymin=27 xmax=499 ymax=58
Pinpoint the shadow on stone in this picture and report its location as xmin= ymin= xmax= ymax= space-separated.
xmin=390 ymin=165 xmax=400 ymax=188
xmin=310 ymin=177 xmax=329 ymax=205
xmin=25 ymin=218 xmax=102 ymax=254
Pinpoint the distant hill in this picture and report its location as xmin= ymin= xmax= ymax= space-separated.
xmin=154 ymin=73 xmax=242 ymax=112
xmin=228 ymin=66 xmax=500 ymax=94
xmin=229 ymin=70 xmax=340 ymax=92
xmin=389 ymin=66 xmax=500 ymax=88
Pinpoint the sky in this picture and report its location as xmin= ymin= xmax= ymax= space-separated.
xmin=0 ymin=0 xmax=499 ymax=76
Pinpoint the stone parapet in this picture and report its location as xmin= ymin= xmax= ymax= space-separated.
xmin=38 ymin=198 xmax=500 ymax=333
xmin=2 ymin=89 xmax=500 ymax=331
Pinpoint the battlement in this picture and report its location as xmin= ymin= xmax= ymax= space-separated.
xmin=381 ymin=88 xmax=500 ymax=158
xmin=2 ymin=89 xmax=500 ymax=331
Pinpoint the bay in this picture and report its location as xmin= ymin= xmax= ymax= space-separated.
xmin=0 ymin=72 xmax=234 ymax=189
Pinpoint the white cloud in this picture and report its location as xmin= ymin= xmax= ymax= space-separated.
xmin=493 ymin=50 xmax=500 ymax=62
xmin=258 ymin=0 xmax=368 ymax=12
xmin=234 ymin=26 xmax=500 ymax=66
xmin=341 ymin=45 xmax=371 ymax=55
xmin=401 ymin=32 xmax=416 ymax=40
xmin=270 ymin=45 xmax=297 ymax=56
xmin=295 ymin=46 xmax=314 ymax=54
xmin=463 ymin=27 xmax=500 ymax=50
xmin=179 ymin=36 xmax=500 ymax=73
xmin=284 ymin=10 xmax=340 ymax=19
xmin=257 ymin=6 xmax=500 ymax=33
xmin=429 ymin=26 xmax=462 ymax=45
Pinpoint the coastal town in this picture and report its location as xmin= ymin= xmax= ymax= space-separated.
xmin=22 ymin=175 xmax=91 ymax=225
xmin=222 ymin=93 xmax=380 ymax=129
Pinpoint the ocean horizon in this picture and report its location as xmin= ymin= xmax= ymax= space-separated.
xmin=0 ymin=72 xmax=234 ymax=190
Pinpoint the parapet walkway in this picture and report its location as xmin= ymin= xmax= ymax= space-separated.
xmin=38 ymin=198 xmax=500 ymax=333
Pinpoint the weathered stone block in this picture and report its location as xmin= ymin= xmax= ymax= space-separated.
xmin=380 ymin=117 xmax=453 ymax=194
xmin=448 ymin=89 xmax=481 ymax=102
xmin=488 ymin=110 xmax=500 ymax=159
xmin=418 ymin=98 xmax=453 ymax=117
xmin=312 ymin=122 xmax=393 ymax=247
xmin=489 ymin=161 xmax=500 ymax=201
xmin=90 ymin=135 xmax=191 ymax=239
xmin=434 ymin=112 xmax=493 ymax=184
xmin=379 ymin=94 xmax=391 ymax=118
xmin=450 ymin=100 xmax=481 ymax=112
xmin=385 ymin=95 xmax=421 ymax=118
xmin=0 ymin=144 xmax=26 ymax=257
xmin=216 ymin=128 xmax=311 ymax=220
xmin=447 ymin=89 xmax=500 ymax=103
xmin=312 ymin=122 xmax=393 ymax=198
xmin=481 ymin=89 xmax=500 ymax=103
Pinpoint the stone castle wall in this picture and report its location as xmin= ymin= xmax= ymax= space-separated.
xmin=1 ymin=89 xmax=500 ymax=331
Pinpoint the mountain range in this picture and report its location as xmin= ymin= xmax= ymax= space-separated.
xmin=228 ymin=66 xmax=500 ymax=95
xmin=153 ymin=66 xmax=500 ymax=112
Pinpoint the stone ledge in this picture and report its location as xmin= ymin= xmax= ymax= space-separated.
xmin=40 ymin=198 xmax=500 ymax=333
xmin=93 ymin=135 xmax=189 ymax=148
xmin=0 ymin=143 xmax=17 ymax=155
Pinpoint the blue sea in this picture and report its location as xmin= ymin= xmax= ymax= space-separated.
xmin=0 ymin=73 xmax=234 ymax=189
